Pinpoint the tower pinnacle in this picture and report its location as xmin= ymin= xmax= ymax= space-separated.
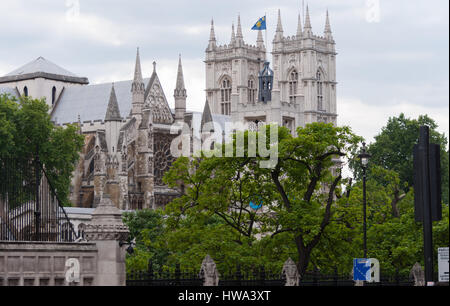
xmin=274 ymin=9 xmax=284 ymax=42
xmin=208 ymin=19 xmax=217 ymax=50
xmin=297 ymin=14 xmax=303 ymax=38
xmin=174 ymin=55 xmax=187 ymax=122
xmin=304 ymin=5 xmax=312 ymax=36
xmin=324 ymin=10 xmax=333 ymax=40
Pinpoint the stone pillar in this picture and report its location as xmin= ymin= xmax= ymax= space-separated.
xmin=85 ymin=195 xmax=129 ymax=286
xmin=281 ymin=258 xmax=299 ymax=286
xmin=410 ymin=262 xmax=425 ymax=286
xmin=199 ymin=255 xmax=220 ymax=286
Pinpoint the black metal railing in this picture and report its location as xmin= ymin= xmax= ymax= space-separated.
xmin=127 ymin=263 xmax=203 ymax=286
xmin=126 ymin=260 xmax=416 ymax=287
xmin=0 ymin=156 xmax=77 ymax=242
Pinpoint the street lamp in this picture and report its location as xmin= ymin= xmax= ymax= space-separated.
xmin=358 ymin=142 xmax=371 ymax=258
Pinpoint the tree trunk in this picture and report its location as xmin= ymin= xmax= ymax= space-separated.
xmin=295 ymin=236 xmax=311 ymax=278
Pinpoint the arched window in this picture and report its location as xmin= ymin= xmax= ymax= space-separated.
xmin=288 ymin=70 xmax=298 ymax=103
xmin=23 ymin=86 xmax=28 ymax=97
xmin=52 ymin=86 xmax=56 ymax=105
xmin=317 ymin=71 xmax=324 ymax=111
xmin=248 ymin=78 xmax=257 ymax=103
xmin=220 ymin=77 xmax=232 ymax=115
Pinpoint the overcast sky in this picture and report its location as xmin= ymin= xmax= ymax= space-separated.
xmin=0 ymin=0 xmax=448 ymax=146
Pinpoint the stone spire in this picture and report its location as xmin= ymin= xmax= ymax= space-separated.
xmin=230 ymin=23 xmax=236 ymax=45
xmin=304 ymin=5 xmax=312 ymax=36
xmin=236 ymin=14 xmax=244 ymax=41
xmin=274 ymin=9 xmax=284 ymax=42
xmin=257 ymin=28 xmax=264 ymax=49
xmin=131 ymin=48 xmax=145 ymax=116
xmin=297 ymin=13 xmax=303 ymax=38
xmin=208 ymin=19 xmax=216 ymax=50
xmin=105 ymin=83 xmax=122 ymax=122
xmin=174 ymin=55 xmax=187 ymax=123
xmin=324 ymin=10 xmax=333 ymax=40
xmin=201 ymin=99 xmax=213 ymax=131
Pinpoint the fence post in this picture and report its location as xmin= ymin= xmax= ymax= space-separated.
xmin=236 ymin=264 xmax=242 ymax=286
xmin=313 ymin=267 xmax=319 ymax=286
xmin=34 ymin=151 xmax=41 ymax=241
xmin=259 ymin=265 xmax=266 ymax=286
xmin=175 ymin=263 xmax=181 ymax=286
xmin=334 ymin=266 xmax=338 ymax=286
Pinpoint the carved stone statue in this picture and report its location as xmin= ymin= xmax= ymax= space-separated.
xmin=410 ymin=262 xmax=425 ymax=286
xmin=281 ymin=258 xmax=299 ymax=286
xmin=199 ymin=255 xmax=220 ymax=286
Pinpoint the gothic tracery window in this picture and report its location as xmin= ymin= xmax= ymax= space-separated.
xmin=248 ymin=78 xmax=256 ymax=104
xmin=220 ymin=77 xmax=232 ymax=115
xmin=154 ymin=133 xmax=176 ymax=186
xmin=317 ymin=70 xmax=324 ymax=111
xmin=288 ymin=70 xmax=298 ymax=103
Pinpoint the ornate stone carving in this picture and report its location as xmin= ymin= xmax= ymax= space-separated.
xmin=199 ymin=255 xmax=220 ymax=286
xmin=281 ymin=258 xmax=299 ymax=286
xmin=84 ymin=195 xmax=129 ymax=242
xmin=154 ymin=133 xmax=175 ymax=186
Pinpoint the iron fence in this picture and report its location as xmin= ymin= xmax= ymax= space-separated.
xmin=126 ymin=261 xmax=416 ymax=287
xmin=0 ymin=156 xmax=77 ymax=242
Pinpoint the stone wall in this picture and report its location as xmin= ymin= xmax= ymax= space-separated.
xmin=0 ymin=241 xmax=98 ymax=286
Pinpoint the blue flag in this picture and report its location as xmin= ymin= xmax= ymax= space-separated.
xmin=252 ymin=16 xmax=266 ymax=30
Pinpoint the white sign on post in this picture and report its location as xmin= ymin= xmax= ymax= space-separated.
xmin=438 ymin=247 xmax=449 ymax=282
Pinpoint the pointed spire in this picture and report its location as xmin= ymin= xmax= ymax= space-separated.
xmin=297 ymin=14 xmax=303 ymax=38
xmin=230 ymin=23 xmax=236 ymax=44
xmin=105 ymin=83 xmax=122 ymax=122
xmin=132 ymin=47 xmax=145 ymax=93
xmin=201 ymin=99 xmax=213 ymax=131
xmin=276 ymin=9 xmax=284 ymax=33
xmin=134 ymin=47 xmax=143 ymax=83
xmin=257 ymin=29 xmax=264 ymax=48
xmin=174 ymin=55 xmax=186 ymax=97
xmin=304 ymin=5 xmax=312 ymax=29
xmin=304 ymin=5 xmax=312 ymax=36
xmin=324 ymin=10 xmax=332 ymax=39
xmin=209 ymin=19 xmax=216 ymax=41
xmin=274 ymin=9 xmax=284 ymax=42
xmin=236 ymin=14 xmax=243 ymax=39
xmin=208 ymin=19 xmax=217 ymax=50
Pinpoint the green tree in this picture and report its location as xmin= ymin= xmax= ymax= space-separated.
xmin=164 ymin=123 xmax=361 ymax=277
xmin=351 ymin=113 xmax=449 ymax=204
xmin=0 ymin=94 xmax=84 ymax=205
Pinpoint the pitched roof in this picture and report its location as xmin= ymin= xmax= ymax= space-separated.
xmin=105 ymin=84 xmax=122 ymax=121
xmin=51 ymin=78 xmax=149 ymax=125
xmin=201 ymin=99 xmax=213 ymax=130
xmin=0 ymin=57 xmax=88 ymax=84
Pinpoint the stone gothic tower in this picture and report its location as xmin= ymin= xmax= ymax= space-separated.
xmin=205 ymin=8 xmax=338 ymax=132
xmin=205 ymin=15 xmax=267 ymax=116
xmin=174 ymin=55 xmax=187 ymax=123
xmin=271 ymin=7 xmax=337 ymax=126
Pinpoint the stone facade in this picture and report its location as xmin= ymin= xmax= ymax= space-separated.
xmin=0 ymin=6 xmax=338 ymax=210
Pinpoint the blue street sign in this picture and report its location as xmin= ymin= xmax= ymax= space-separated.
xmin=353 ymin=258 xmax=371 ymax=281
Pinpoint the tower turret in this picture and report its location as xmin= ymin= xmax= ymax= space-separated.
xmin=131 ymin=48 xmax=145 ymax=116
xmin=174 ymin=55 xmax=187 ymax=123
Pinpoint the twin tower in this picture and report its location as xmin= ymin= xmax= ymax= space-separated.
xmin=205 ymin=7 xmax=338 ymax=132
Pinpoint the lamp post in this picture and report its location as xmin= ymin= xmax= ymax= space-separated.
xmin=358 ymin=142 xmax=371 ymax=258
